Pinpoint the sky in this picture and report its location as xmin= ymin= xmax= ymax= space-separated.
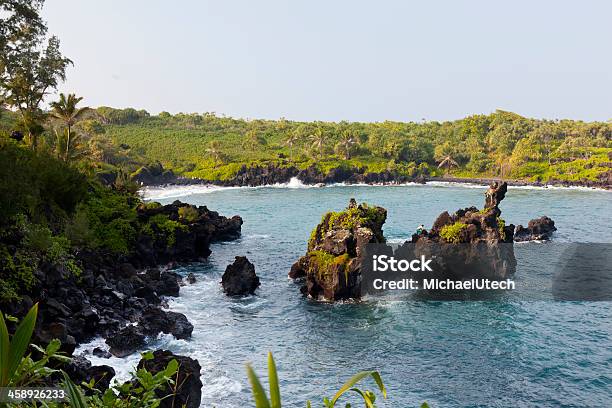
xmin=43 ymin=0 xmax=611 ymax=122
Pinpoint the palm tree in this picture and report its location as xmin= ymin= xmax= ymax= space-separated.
xmin=437 ymin=154 xmax=458 ymax=175
xmin=206 ymin=140 xmax=225 ymax=166
xmin=310 ymin=127 xmax=326 ymax=159
xmin=337 ymin=130 xmax=357 ymax=160
xmin=242 ymin=129 xmax=266 ymax=151
xmin=284 ymin=130 xmax=300 ymax=160
xmin=49 ymin=93 xmax=91 ymax=162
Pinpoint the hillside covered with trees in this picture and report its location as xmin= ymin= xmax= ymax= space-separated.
xmin=87 ymin=108 xmax=612 ymax=185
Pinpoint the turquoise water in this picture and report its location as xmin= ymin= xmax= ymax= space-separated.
xmin=103 ymin=183 xmax=612 ymax=407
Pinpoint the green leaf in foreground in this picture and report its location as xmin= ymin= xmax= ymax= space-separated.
xmin=247 ymin=363 xmax=272 ymax=408
xmin=330 ymin=370 xmax=386 ymax=406
xmin=268 ymin=352 xmax=281 ymax=408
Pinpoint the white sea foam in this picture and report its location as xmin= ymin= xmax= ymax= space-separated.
xmin=142 ymin=184 xmax=241 ymax=200
xmin=142 ymin=178 xmax=609 ymax=201
xmin=270 ymin=176 xmax=315 ymax=189
xmin=73 ymin=338 xmax=142 ymax=384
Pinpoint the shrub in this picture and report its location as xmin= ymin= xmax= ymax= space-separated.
xmin=64 ymin=206 xmax=96 ymax=248
xmin=178 ymin=205 xmax=199 ymax=222
xmin=21 ymin=222 xmax=81 ymax=277
xmin=147 ymin=214 xmax=188 ymax=247
xmin=0 ymin=244 xmax=36 ymax=303
xmin=439 ymin=222 xmax=467 ymax=244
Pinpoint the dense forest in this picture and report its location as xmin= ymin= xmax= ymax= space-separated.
xmin=6 ymin=105 xmax=609 ymax=185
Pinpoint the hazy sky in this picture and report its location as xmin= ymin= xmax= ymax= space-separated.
xmin=43 ymin=0 xmax=611 ymax=122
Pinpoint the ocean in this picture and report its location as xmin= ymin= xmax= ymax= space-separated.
xmin=77 ymin=180 xmax=612 ymax=407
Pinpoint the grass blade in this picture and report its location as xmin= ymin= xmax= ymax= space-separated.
xmin=267 ymin=352 xmax=281 ymax=408
xmin=330 ymin=371 xmax=370 ymax=404
xmin=7 ymin=303 xmax=38 ymax=384
xmin=330 ymin=370 xmax=385 ymax=405
xmin=349 ymin=388 xmax=374 ymax=408
xmin=246 ymin=364 xmax=271 ymax=408
xmin=63 ymin=371 xmax=88 ymax=408
xmin=0 ymin=310 xmax=10 ymax=386
xmin=369 ymin=371 xmax=386 ymax=398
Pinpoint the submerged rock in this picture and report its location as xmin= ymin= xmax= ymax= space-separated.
xmin=289 ymin=199 xmax=387 ymax=301
xmin=92 ymin=347 xmax=112 ymax=359
xmin=514 ymin=216 xmax=557 ymax=242
xmin=221 ymin=256 xmax=260 ymax=296
xmin=137 ymin=350 xmax=202 ymax=408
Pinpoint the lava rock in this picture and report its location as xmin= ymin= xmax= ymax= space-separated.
xmin=63 ymin=355 xmax=115 ymax=392
xmin=106 ymin=326 xmax=146 ymax=357
xmin=221 ymin=256 xmax=260 ymax=296
xmin=137 ymin=350 xmax=202 ymax=408
xmin=514 ymin=216 xmax=557 ymax=241
xmin=289 ymin=199 xmax=387 ymax=301
xmin=139 ymin=307 xmax=193 ymax=340
xmin=93 ymin=347 xmax=112 ymax=359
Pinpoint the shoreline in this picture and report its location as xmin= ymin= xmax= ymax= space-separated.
xmin=142 ymin=175 xmax=611 ymax=193
xmin=131 ymin=162 xmax=612 ymax=191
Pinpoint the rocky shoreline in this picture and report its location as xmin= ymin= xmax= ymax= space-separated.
xmin=5 ymin=201 xmax=242 ymax=407
xmin=133 ymin=162 xmax=612 ymax=190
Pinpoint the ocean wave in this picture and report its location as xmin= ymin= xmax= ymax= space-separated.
xmin=142 ymin=178 xmax=609 ymax=200
xmin=269 ymin=176 xmax=316 ymax=189
xmin=142 ymin=184 xmax=243 ymax=200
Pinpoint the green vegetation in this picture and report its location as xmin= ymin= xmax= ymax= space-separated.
xmin=307 ymin=251 xmax=351 ymax=283
xmin=0 ymin=140 xmax=179 ymax=302
xmin=439 ymin=222 xmax=468 ymax=244
xmin=247 ymin=352 xmax=395 ymax=408
xmin=497 ymin=217 xmax=506 ymax=240
xmin=146 ymin=214 xmax=188 ymax=247
xmin=178 ymin=205 xmax=199 ymax=222
xmin=76 ymin=108 xmax=612 ymax=184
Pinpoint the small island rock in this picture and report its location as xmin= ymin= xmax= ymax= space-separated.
xmin=514 ymin=216 xmax=557 ymax=241
xmin=289 ymin=199 xmax=387 ymax=301
xmin=221 ymin=256 xmax=260 ymax=296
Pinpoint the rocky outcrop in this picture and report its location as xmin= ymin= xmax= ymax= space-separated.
xmin=106 ymin=326 xmax=146 ymax=357
xmin=104 ymin=305 xmax=195 ymax=358
xmin=514 ymin=216 xmax=557 ymax=242
xmin=231 ymin=163 xmax=298 ymax=186
xmin=138 ymin=307 xmax=194 ymax=340
xmin=163 ymin=163 xmax=427 ymax=187
xmin=410 ymin=182 xmax=516 ymax=280
xmin=149 ymin=162 xmax=610 ymax=189
xmin=289 ymin=199 xmax=387 ymax=301
xmin=4 ymin=200 xmax=241 ymax=364
xmin=133 ymin=201 xmax=243 ymax=266
xmin=63 ymin=355 xmax=116 ymax=392
xmin=221 ymin=256 xmax=260 ymax=296
xmin=297 ymin=165 xmax=419 ymax=185
xmin=131 ymin=162 xmax=177 ymax=185
xmin=137 ymin=350 xmax=202 ymax=408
